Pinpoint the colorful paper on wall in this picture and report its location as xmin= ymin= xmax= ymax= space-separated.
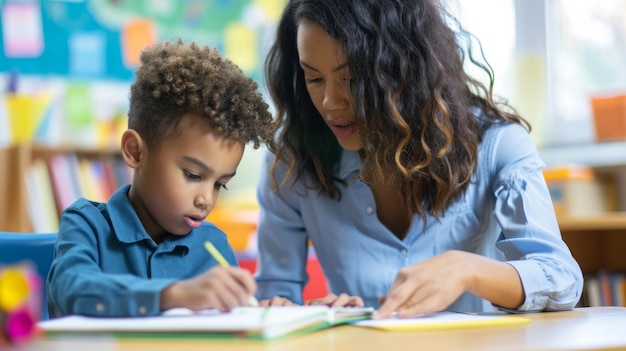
xmin=64 ymin=83 xmax=94 ymax=130
xmin=69 ymin=32 xmax=106 ymax=77
xmin=1 ymin=2 xmax=44 ymax=58
xmin=122 ymin=19 xmax=156 ymax=67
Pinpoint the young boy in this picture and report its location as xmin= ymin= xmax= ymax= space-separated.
xmin=47 ymin=39 xmax=276 ymax=317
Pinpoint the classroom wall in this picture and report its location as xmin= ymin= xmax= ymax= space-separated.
xmin=0 ymin=0 xmax=284 ymax=81
xmin=0 ymin=0 xmax=283 ymax=206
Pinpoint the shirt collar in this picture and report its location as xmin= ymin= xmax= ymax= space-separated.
xmin=106 ymin=184 xmax=195 ymax=251
xmin=337 ymin=149 xmax=362 ymax=181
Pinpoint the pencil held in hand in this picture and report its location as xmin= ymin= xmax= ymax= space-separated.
xmin=204 ymin=241 xmax=259 ymax=307
xmin=204 ymin=241 xmax=230 ymax=267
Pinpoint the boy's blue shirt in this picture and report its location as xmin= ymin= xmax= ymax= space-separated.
xmin=47 ymin=184 xmax=237 ymax=318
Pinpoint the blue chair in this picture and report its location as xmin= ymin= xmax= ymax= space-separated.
xmin=0 ymin=232 xmax=57 ymax=320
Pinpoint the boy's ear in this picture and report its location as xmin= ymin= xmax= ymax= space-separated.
xmin=120 ymin=129 xmax=144 ymax=169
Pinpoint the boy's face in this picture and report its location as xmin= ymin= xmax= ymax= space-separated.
xmin=127 ymin=113 xmax=244 ymax=242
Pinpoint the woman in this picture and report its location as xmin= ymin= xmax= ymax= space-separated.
xmin=255 ymin=0 xmax=583 ymax=318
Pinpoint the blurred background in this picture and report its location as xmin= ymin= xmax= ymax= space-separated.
xmin=0 ymin=0 xmax=626 ymax=231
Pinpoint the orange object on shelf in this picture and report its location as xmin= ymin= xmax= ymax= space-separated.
xmin=543 ymin=165 xmax=609 ymax=217
xmin=543 ymin=165 xmax=594 ymax=183
xmin=591 ymin=94 xmax=626 ymax=142
xmin=206 ymin=207 xmax=258 ymax=251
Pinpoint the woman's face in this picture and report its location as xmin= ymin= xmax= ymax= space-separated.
xmin=296 ymin=21 xmax=363 ymax=151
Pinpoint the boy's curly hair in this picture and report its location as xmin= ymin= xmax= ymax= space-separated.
xmin=128 ymin=39 xmax=275 ymax=149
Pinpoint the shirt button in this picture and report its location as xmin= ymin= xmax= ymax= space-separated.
xmin=366 ymin=207 xmax=374 ymax=214
xmin=401 ymin=249 xmax=408 ymax=256
xmin=95 ymin=303 xmax=105 ymax=313
xmin=139 ymin=306 xmax=147 ymax=315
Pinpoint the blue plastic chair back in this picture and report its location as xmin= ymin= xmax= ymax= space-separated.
xmin=0 ymin=232 xmax=57 ymax=320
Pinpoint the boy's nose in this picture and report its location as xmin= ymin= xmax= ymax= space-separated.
xmin=195 ymin=189 xmax=215 ymax=210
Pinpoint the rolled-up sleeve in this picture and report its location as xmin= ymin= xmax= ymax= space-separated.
xmin=490 ymin=124 xmax=584 ymax=311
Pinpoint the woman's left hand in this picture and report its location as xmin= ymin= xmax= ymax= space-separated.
xmin=375 ymin=250 xmax=475 ymax=319
xmin=308 ymin=293 xmax=365 ymax=308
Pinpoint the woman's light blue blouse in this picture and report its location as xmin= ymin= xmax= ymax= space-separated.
xmin=254 ymin=122 xmax=584 ymax=312
xmin=47 ymin=184 xmax=238 ymax=318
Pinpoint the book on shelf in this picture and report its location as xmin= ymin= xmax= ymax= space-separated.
xmin=77 ymin=158 xmax=105 ymax=203
xmin=24 ymin=159 xmax=59 ymax=233
xmin=99 ymin=157 xmax=120 ymax=199
xmin=584 ymin=270 xmax=626 ymax=307
xmin=48 ymin=153 xmax=82 ymax=215
xmin=2 ymin=145 xmax=132 ymax=232
xmin=33 ymin=152 xmax=132 ymax=220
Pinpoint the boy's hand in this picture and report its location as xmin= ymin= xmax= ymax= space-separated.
xmin=307 ymin=293 xmax=364 ymax=308
xmin=161 ymin=266 xmax=257 ymax=312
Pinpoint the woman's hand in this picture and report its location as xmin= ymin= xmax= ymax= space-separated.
xmin=375 ymin=250 xmax=524 ymax=319
xmin=375 ymin=250 xmax=476 ymax=319
xmin=308 ymin=293 xmax=364 ymax=308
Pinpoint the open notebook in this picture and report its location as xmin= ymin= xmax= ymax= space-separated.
xmin=38 ymin=307 xmax=531 ymax=340
xmin=38 ymin=306 xmax=375 ymax=340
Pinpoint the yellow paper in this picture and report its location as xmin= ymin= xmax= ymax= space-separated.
xmin=354 ymin=311 xmax=530 ymax=331
xmin=6 ymin=93 xmax=51 ymax=144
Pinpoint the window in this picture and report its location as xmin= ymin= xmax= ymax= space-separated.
xmin=546 ymin=0 xmax=626 ymax=146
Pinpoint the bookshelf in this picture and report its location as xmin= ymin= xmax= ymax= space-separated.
xmin=0 ymin=143 xmax=130 ymax=233
xmin=558 ymin=214 xmax=626 ymax=274
xmin=557 ymin=214 xmax=626 ymax=307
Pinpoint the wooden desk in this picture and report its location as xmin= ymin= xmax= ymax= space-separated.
xmin=19 ymin=307 xmax=626 ymax=351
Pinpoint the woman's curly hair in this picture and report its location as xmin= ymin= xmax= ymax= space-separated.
xmin=265 ymin=0 xmax=529 ymax=222
xmin=128 ymin=39 xmax=275 ymax=150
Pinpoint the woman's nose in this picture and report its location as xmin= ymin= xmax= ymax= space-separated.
xmin=322 ymin=81 xmax=349 ymax=111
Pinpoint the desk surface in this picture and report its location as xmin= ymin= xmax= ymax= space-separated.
xmin=19 ymin=307 xmax=626 ymax=351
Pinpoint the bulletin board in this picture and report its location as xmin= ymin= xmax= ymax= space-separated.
xmin=0 ymin=0 xmax=283 ymax=82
